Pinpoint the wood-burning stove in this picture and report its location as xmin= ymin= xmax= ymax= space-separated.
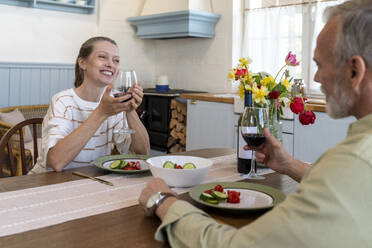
xmin=139 ymin=88 xmax=205 ymax=153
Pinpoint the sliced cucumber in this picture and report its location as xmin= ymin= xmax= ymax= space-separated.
xmin=183 ymin=163 xmax=196 ymax=169
xmin=200 ymin=192 xmax=214 ymax=202
xmin=163 ymin=161 xmax=175 ymax=169
xmin=211 ymin=191 xmax=228 ymax=201
xmin=205 ymin=198 xmax=219 ymax=205
xmin=110 ymin=160 xmax=122 ymax=169
xmin=119 ymin=160 xmax=128 ymax=169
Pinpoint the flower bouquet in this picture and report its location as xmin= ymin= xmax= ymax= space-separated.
xmin=228 ymin=52 xmax=316 ymax=138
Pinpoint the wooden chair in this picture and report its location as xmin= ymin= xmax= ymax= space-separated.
xmin=0 ymin=118 xmax=43 ymax=177
xmin=0 ymin=104 xmax=49 ymax=139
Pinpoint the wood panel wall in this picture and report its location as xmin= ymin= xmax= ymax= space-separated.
xmin=0 ymin=62 xmax=75 ymax=107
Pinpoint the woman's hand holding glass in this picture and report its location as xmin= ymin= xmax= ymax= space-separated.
xmin=126 ymin=83 xmax=144 ymax=112
xmin=112 ymin=69 xmax=140 ymax=134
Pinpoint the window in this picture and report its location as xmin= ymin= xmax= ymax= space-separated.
xmin=242 ymin=0 xmax=343 ymax=98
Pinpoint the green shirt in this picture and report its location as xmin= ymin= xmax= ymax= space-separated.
xmin=155 ymin=114 xmax=372 ymax=247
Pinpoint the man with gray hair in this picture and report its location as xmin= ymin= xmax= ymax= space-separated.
xmin=139 ymin=0 xmax=372 ymax=246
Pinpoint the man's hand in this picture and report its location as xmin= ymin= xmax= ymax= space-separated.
xmin=249 ymin=128 xmax=294 ymax=175
xmin=139 ymin=178 xmax=178 ymax=220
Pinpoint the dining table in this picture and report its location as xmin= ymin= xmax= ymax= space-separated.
xmin=0 ymin=148 xmax=299 ymax=248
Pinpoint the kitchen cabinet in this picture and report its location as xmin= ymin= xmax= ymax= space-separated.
xmin=186 ymin=99 xmax=356 ymax=164
xmin=186 ymin=100 xmax=239 ymax=151
xmin=282 ymin=119 xmax=294 ymax=157
xmin=293 ymin=112 xmax=355 ymax=163
xmin=0 ymin=0 xmax=95 ymax=14
xmin=186 ymin=99 xmax=295 ymax=153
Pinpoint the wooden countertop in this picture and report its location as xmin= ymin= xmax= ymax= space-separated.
xmin=179 ymin=93 xmax=235 ymax=104
xmin=306 ymin=104 xmax=326 ymax=112
xmin=180 ymin=93 xmax=326 ymax=112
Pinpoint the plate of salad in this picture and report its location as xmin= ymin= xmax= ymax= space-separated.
xmin=189 ymin=182 xmax=285 ymax=213
xmin=93 ymin=154 xmax=151 ymax=174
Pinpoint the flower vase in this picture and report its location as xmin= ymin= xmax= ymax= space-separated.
xmin=268 ymin=99 xmax=283 ymax=142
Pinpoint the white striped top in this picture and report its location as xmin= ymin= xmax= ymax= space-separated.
xmin=30 ymin=88 xmax=131 ymax=173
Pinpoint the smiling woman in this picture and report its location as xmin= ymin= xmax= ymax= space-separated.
xmin=29 ymin=36 xmax=150 ymax=174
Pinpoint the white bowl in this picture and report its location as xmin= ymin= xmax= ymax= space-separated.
xmin=146 ymin=155 xmax=213 ymax=187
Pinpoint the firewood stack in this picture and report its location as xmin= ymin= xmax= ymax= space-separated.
xmin=168 ymin=99 xmax=187 ymax=153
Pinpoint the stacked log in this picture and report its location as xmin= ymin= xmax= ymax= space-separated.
xmin=168 ymin=99 xmax=187 ymax=153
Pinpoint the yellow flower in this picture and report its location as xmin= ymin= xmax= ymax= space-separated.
xmin=252 ymin=84 xmax=269 ymax=104
xmin=282 ymin=78 xmax=291 ymax=91
xmin=238 ymin=57 xmax=252 ymax=67
xmin=261 ymin=76 xmax=275 ymax=88
xmin=244 ymin=84 xmax=252 ymax=91
xmin=228 ymin=71 xmax=235 ymax=80
xmin=238 ymin=84 xmax=245 ymax=98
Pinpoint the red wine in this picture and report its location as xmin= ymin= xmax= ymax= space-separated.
xmin=114 ymin=91 xmax=132 ymax=102
xmin=242 ymin=134 xmax=266 ymax=149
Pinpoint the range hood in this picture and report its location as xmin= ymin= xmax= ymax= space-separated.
xmin=127 ymin=0 xmax=220 ymax=39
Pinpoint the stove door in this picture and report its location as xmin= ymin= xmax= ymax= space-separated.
xmin=147 ymin=96 xmax=171 ymax=133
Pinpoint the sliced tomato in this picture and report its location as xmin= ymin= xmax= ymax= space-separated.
xmin=226 ymin=190 xmax=240 ymax=203
xmin=213 ymin=184 xmax=224 ymax=192
xmin=204 ymin=189 xmax=213 ymax=194
xmin=175 ymin=165 xmax=183 ymax=169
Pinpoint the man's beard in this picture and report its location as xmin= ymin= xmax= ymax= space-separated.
xmin=322 ymin=76 xmax=354 ymax=119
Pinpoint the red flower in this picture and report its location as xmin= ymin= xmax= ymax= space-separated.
xmin=290 ymin=97 xmax=305 ymax=114
xmin=235 ymin=69 xmax=248 ymax=80
xmin=299 ymin=110 xmax=316 ymax=125
xmin=268 ymin=91 xmax=280 ymax=99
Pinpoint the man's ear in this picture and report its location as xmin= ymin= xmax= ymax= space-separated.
xmin=347 ymin=55 xmax=366 ymax=90
xmin=78 ymin=57 xmax=86 ymax=71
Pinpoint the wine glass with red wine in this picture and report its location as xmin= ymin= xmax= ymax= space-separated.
xmin=112 ymin=69 xmax=137 ymax=134
xmin=240 ymin=106 xmax=269 ymax=179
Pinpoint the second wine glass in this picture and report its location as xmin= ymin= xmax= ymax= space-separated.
xmin=240 ymin=106 xmax=269 ymax=179
xmin=113 ymin=69 xmax=137 ymax=134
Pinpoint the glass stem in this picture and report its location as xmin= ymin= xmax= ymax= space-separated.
xmin=123 ymin=112 xmax=128 ymax=130
xmin=250 ymin=150 xmax=255 ymax=174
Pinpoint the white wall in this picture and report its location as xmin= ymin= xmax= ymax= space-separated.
xmin=0 ymin=5 xmax=97 ymax=63
xmin=141 ymin=0 xmax=212 ymax=15
xmin=0 ymin=0 xmax=235 ymax=92
xmin=153 ymin=0 xmax=234 ymax=92
xmin=97 ymin=0 xmax=156 ymax=88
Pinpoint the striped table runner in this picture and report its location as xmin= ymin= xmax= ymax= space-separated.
xmin=0 ymin=154 xmax=272 ymax=237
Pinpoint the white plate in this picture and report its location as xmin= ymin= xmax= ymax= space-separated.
xmin=93 ymin=155 xmax=150 ymax=175
xmin=189 ymin=182 xmax=285 ymax=212
xmin=218 ymin=189 xmax=273 ymax=209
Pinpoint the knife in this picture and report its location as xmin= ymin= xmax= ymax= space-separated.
xmin=72 ymin=171 xmax=114 ymax=186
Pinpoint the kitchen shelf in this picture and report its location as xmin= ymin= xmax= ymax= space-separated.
xmin=0 ymin=0 xmax=95 ymax=14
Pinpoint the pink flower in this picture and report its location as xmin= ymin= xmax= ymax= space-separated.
xmin=299 ymin=110 xmax=316 ymax=125
xmin=285 ymin=51 xmax=300 ymax=66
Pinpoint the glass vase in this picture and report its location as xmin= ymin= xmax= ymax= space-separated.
xmin=268 ymin=99 xmax=283 ymax=142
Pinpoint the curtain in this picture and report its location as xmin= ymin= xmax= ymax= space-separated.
xmin=242 ymin=0 xmax=343 ymax=97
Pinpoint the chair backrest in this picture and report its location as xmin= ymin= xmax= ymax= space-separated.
xmin=0 ymin=104 xmax=49 ymax=140
xmin=0 ymin=118 xmax=43 ymax=178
